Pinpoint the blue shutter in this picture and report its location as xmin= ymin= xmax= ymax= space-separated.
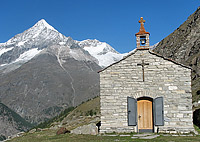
xmin=127 ymin=97 xmax=137 ymax=126
xmin=154 ymin=97 xmax=164 ymax=126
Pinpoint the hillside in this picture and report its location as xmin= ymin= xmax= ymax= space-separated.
xmin=0 ymin=102 xmax=32 ymax=140
xmin=153 ymin=7 xmax=200 ymax=103
xmin=35 ymin=96 xmax=100 ymax=131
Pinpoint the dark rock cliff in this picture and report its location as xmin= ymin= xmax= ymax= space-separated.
xmin=153 ymin=7 xmax=200 ymax=103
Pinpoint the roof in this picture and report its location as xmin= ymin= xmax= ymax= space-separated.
xmin=98 ymin=49 xmax=192 ymax=73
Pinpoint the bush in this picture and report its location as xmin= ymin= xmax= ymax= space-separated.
xmin=0 ymin=135 xmax=6 ymax=141
xmin=85 ymin=110 xmax=97 ymax=116
xmin=193 ymin=108 xmax=200 ymax=128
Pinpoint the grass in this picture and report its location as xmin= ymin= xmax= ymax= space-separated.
xmin=7 ymin=129 xmax=200 ymax=142
xmin=194 ymin=125 xmax=200 ymax=134
xmin=8 ymin=97 xmax=200 ymax=142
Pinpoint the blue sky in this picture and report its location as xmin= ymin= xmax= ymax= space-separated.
xmin=0 ymin=0 xmax=199 ymax=53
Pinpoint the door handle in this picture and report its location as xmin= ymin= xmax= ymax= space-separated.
xmin=138 ymin=115 xmax=141 ymax=119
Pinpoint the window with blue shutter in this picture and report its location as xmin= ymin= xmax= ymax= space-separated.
xmin=154 ymin=97 xmax=164 ymax=126
xmin=127 ymin=97 xmax=137 ymax=126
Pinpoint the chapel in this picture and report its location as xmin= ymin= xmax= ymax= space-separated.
xmin=99 ymin=17 xmax=195 ymax=133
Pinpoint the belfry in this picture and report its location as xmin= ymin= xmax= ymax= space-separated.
xmin=135 ymin=17 xmax=150 ymax=49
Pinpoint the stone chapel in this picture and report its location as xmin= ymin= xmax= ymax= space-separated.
xmin=99 ymin=17 xmax=195 ymax=134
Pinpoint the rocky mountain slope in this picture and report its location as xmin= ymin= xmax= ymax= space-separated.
xmin=0 ymin=19 xmax=125 ymax=130
xmin=0 ymin=102 xmax=32 ymax=139
xmin=153 ymin=7 xmax=200 ymax=103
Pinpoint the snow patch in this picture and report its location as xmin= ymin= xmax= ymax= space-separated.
xmin=84 ymin=43 xmax=107 ymax=55
xmin=17 ymin=41 xmax=27 ymax=46
xmin=32 ymin=32 xmax=40 ymax=38
xmin=95 ymin=52 xmax=126 ymax=67
xmin=13 ymin=48 xmax=42 ymax=63
xmin=0 ymin=64 xmax=8 ymax=67
xmin=149 ymin=42 xmax=159 ymax=49
xmin=82 ymin=41 xmax=126 ymax=67
xmin=0 ymin=47 xmax=14 ymax=56
xmin=36 ymin=19 xmax=58 ymax=32
xmin=69 ymin=49 xmax=87 ymax=61
xmin=59 ymin=42 xmax=66 ymax=45
xmin=59 ymin=33 xmax=63 ymax=39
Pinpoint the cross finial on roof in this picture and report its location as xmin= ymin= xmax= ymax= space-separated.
xmin=139 ymin=17 xmax=145 ymax=25
xmin=135 ymin=17 xmax=150 ymax=35
xmin=138 ymin=17 xmax=146 ymax=33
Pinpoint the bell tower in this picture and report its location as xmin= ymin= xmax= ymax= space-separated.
xmin=135 ymin=17 xmax=150 ymax=49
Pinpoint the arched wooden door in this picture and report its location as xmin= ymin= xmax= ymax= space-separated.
xmin=137 ymin=98 xmax=153 ymax=132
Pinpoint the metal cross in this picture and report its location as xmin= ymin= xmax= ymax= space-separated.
xmin=137 ymin=60 xmax=149 ymax=82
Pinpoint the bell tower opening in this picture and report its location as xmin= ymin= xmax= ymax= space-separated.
xmin=140 ymin=36 xmax=146 ymax=46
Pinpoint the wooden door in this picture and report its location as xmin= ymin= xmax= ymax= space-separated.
xmin=137 ymin=99 xmax=153 ymax=132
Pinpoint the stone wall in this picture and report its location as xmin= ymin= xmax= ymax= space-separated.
xmin=100 ymin=49 xmax=194 ymax=134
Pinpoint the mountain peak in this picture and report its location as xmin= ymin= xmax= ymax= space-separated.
xmin=3 ymin=19 xmax=61 ymax=46
xmin=33 ymin=19 xmax=58 ymax=32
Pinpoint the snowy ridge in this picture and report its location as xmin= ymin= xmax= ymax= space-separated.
xmin=12 ymin=48 xmax=43 ymax=63
xmin=0 ymin=48 xmax=43 ymax=68
xmin=0 ymin=47 xmax=14 ymax=56
xmin=35 ymin=19 xmax=58 ymax=32
xmin=77 ymin=39 xmax=126 ymax=67
xmin=0 ymin=19 xmax=127 ymax=70
xmin=3 ymin=19 xmax=61 ymax=46
xmin=0 ymin=19 xmax=70 ymax=70
xmin=95 ymin=52 xmax=126 ymax=67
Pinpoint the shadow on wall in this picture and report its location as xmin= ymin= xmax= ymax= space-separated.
xmin=96 ymin=121 xmax=101 ymax=133
xmin=193 ymin=109 xmax=200 ymax=128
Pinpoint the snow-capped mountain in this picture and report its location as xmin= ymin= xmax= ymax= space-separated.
xmin=0 ymin=19 xmax=64 ymax=68
xmin=0 ymin=19 xmax=127 ymax=135
xmin=77 ymin=39 xmax=126 ymax=67
xmin=0 ymin=19 xmax=100 ymax=73
xmin=0 ymin=19 xmax=125 ymax=70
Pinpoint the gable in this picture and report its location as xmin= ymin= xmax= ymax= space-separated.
xmin=98 ymin=49 xmax=191 ymax=74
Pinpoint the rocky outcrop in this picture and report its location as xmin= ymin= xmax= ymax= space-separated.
xmin=153 ymin=7 xmax=200 ymax=103
xmin=71 ymin=123 xmax=98 ymax=135
xmin=56 ymin=127 xmax=70 ymax=135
